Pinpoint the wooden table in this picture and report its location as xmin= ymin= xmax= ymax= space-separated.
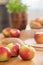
xmin=0 ymin=30 xmax=43 ymax=65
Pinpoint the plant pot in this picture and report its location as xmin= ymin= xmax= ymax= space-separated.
xmin=9 ymin=13 xmax=27 ymax=30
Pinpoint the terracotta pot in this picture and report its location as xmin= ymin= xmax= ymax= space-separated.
xmin=9 ymin=13 xmax=27 ymax=30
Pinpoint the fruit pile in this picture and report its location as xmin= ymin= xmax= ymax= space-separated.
xmin=2 ymin=27 xmax=20 ymax=37
xmin=0 ymin=43 xmax=36 ymax=61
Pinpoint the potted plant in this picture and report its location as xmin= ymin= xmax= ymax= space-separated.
xmin=6 ymin=0 xmax=28 ymax=30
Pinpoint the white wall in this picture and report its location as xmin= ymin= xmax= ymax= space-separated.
xmin=22 ymin=0 xmax=43 ymax=22
xmin=21 ymin=0 xmax=43 ymax=29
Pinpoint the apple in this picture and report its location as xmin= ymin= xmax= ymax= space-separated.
xmin=6 ymin=43 xmax=14 ymax=50
xmin=19 ymin=46 xmax=35 ymax=60
xmin=34 ymin=32 xmax=43 ymax=44
xmin=6 ymin=43 xmax=20 ymax=57
xmin=0 ymin=46 xmax=11 ymax=61
xmin=11 ymin=43 xmax=20 ymax=56
xmin=10 ymin=29 xmax=20 ymax=37
xmin=2 ymin=27 xmax=11 ymax=37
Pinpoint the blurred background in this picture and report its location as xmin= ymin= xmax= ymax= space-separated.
xmin=22 ymin=0 xmax=43 ymax=30
xmin=0 ymin=0 xmax=43 ymax=32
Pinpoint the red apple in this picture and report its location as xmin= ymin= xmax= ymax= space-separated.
xmin=10 ymin=29 xmax=20 ymax=37
xmin=6 ymin=43 xmax=20 ymax=57
xmin=19 ymin=46 xmax=35 ymax=60
xmin=34 ymin=32 xmax=43 ymax=44
xmin=2 ymin=27 xmax=11 ymax=37
xmin=11 ymin=43 xmax=20 ymax=56
xmin=0 ymin=46 xmax=11 ymax=61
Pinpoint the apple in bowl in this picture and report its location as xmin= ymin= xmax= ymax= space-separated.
xmin=34 ymin=32 xmax=43 ymax=44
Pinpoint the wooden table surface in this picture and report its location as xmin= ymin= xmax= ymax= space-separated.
xmin=0 ymin=30 xmax=43 ymax=65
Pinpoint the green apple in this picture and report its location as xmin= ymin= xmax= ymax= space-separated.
xmin=6 ymin=43 xmax=14 ymax=50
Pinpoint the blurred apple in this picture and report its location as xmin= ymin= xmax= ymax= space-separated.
xmin=11 ymin=43 xmax=20 ymax=56
xmin=6 ymin=43 xmax=14 ymax=50
xmin=2 ymin=27 xmax=11 ymax=37
xmin=19 ymin=46 xmax=35 ymax=60
xmin=0 ymin=46 xmax=11 ymax=61
xmin=6 ymin=43 xmax=20 ymax=57
xmin=34 ymin=32 xmax=43 ymax=44
xmin=10 ymin=29 xmax=20 ymax=37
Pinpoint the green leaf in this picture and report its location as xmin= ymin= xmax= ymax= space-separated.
xmin=6 ymin=0 xmax=27 ymax=13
